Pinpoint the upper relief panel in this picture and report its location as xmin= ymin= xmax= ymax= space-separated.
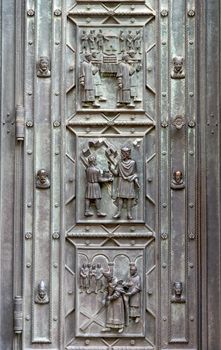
xmin=66 ymin=1 xmax=156 ymax=115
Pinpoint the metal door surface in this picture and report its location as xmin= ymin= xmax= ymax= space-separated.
xmin=1 ymin=0 xmax=221 ymax=350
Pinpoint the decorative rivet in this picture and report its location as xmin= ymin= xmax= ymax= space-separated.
xmin=86 ymin=127 xmax=90 ymax=133
xmin=27 ymin=202 xmax=32 ymax=207
xmin=53 ymin=263 xmax=58 ymax=268
xmin=161 ymin=121 xmax=168 ymax=128
xmin=55 ymin=41 xmax=60 ymax=45
xmin=25 ymin=232 xmax=32 ymax=239
xmin=131 ymin=128 xmax=135 ymax=134
xmin=147 ymin=67 xmax=152 ymax=72
xmin=211 ymin=130 xmax=215 ymax=134
xmin=148 ymin=177 xmax=152 ymax=182
xmin=85 ymin=226 xmax=90 ymax=232
xmin=188 ymin=9 xmax=195 ymax=17
xmin=163 ymin=316 xmax=167 ymax=321
xmin=85 ymin=240 xmax=90 ymax=246
xmin=148 ymin=289 xmax=153 ymax=295
xmin=130 ymin=18 xmax=135 ymax=23
xmin=161 ymin=232 xmax=168 ymax=240
xmin=28 ymin=41 xmax=33 ymax=45
xmin=55 ymin=150 xmax=60 ymax=155
xmin=130 ymin=5 xmax=135 ymax=10
xmin=188 ymin=120 xmax=195 ymax=127
xmin=27 ymin=92 xmax=32 ymax=96
xmin=27 ymin=150 xmax=32 ymax=155
xmin=52 ymin=232 xmax=60 ymax=239
xmin=53 ymin=121 xmax=60 ymax=127
xmin=86 ymin=5 xmax=91 ymax=10
xmin=55 ymin=203 xmax=59 ymax=207
xmin=69 ymin=65 xmax=74 ymax=72
xmin=130 ymin=226 xmax=135 ymax=232
xmin=27 ymin=9 xmax=35 ymax=16
xmin=26 ymin=262 xmax=31 ymax=268
xmin=161 ymin=9 xmax=168 ymax=17
xmin=189 ymin=40 xmax=194 ymax=45
xmin=189 ymin=92 xmax=194 ymax=97
xmin=86 ymin=17 xmax=91 ymax=23
xmin=130 ymin=339 xmax=135 ymax=345
xmin=69 ymin=178 xmax=74 ymax=183
xmin=68 ymin=290 xmax=73 ymax=295
xmin=162 ymin=263 xmax=167 ymax=268
xmin=53 ymin=316 xmax=58 ymax=321
xmin=189 ymin=232 xmax=195 ymax=240
xmin=162 ymin=151 xmax=167 ymax=155
xmin=162 ymin=92 xmax=167 ymax=97
xmin=26 ymin=315 xmax=30 ymax=321
xmin=55 ymin=92 xmax=60 ymax=96
xmin=210 ymin=114 xmax=214 ymax=118
xmin=26 ymin=120 xmax=33 ymax=127
xmin=131 ymin=240 xmax=135 ymax=246
xmin=189 ymin=203 xmax=194 ymax=208
xmin=162 ymin=203 xmax=167 ymax=208
xmin=189 ymin=263 xmax=194 ymax=268
xmin=162 ymin=41 xmax=167 ymax=45
xmin=54 ymin=9 xmax=62 ymax=16
xmin=190 ymin=316 xmax=194 ymax=321
xmin=85 ymin=339 xmax=90 ymax=345
xmin=189 ymin=150 xmax=194 ymax=155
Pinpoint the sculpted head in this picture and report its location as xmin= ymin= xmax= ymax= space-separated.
xmin=130 ymin=263 xmax=137 ymax=276
xmin=173 ymin=56 xmax=184 ymax=73
xmin=174 ymin=281 xmax=183 ymax=297
xmin=39 ymin=56 xmax=49 ymax=72
xmin=37 ymin=169 xmax=48 ymax=185
xmin=121 ymin=146 xmax=131 ymax=160
xmin=88 ymin=155 xmax=97 ymax=166
xmin=173 ymin=170 xmax=183 ymax=184
xmin=38 ymin=280 xmax=47 ymax=299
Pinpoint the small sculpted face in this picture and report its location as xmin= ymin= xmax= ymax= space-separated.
xmin=173 ymin=57 xmax=183 ymax=73
xmin=39 ymin=58 xmax=49 ymax=72
xmin=174 ymin=171 xmax=182 ymax=184
xmin=174 ymin=282 xmax=182 ymax=296
xmin=37 ymin=170 xmax=48 ymax=184
xmin=130 ymin=265 xmax=137 ymax=276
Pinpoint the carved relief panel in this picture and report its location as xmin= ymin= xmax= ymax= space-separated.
xmin=21 ymin=0 xmax=198 ymax=348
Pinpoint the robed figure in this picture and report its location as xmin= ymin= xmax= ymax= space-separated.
xmin=116 ymin=54 xmax=135 ymax=108
xmin=123 ymin=264 xmax=141 ymax=323
xmin=102 ymin=272 xmax=126 ymax=334
xmin=108 ymin=147 xmax=140 ymax=220
xmin=80 ymin=54 xmax=100 ymax=108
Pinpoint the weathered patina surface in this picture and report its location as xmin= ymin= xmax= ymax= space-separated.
xmin=0 ymin=0 xmax=221 ymax=349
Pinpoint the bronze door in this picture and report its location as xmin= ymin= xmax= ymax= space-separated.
xmin=1 ymin=0 xmax=221 ymax=349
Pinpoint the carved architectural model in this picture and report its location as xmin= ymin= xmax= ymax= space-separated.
xmin=36 ymin=56 xmax=51 ymax=78
xmin=79 ymin=28 xmax=143 ymax=109
xmin=36 ymin=169 xmax=50 ymax=189
xmin=171 ymin=56 xmax=185 ymax=79
xmin=108 ymin=147 xmax=140 ymax=220
xmin=84 ymin=154 xmax=113 ymax=217
xmin=171 ymin=170 xmax=185 ymax=190
xmin=35 ymin=280 xmax=49 ymax=304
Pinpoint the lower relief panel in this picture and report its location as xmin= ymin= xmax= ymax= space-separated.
xmin=65 ymin=237 xmax=156 ymax=350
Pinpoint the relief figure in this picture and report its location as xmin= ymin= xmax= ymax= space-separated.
xmin=133 ymin=30 xmax=142 ymax=54
xmin=108 ymin=147 xmax=140 ymax=220
xmin=80 ymin=53 xmax=100 ymax=108
xmin=119 ymin=30 xmax=126 ymax=53
xmin=85 ymin=155 xmax=113 ymax=217
xmin=102 ymin=272 xmax=126 ymax=334
xmin=123 ymin=263 xmax=141 ymax=323
xmin=95 ymin=263 xmax=104 ymax=293
xmin=79 ymin=263 xmax=87 ymax=293
xmin=88 ymin=30 xmax=96 ymax=51
xmin=96 ymin=29 xmax=109 ymax=52
xmin=128 ymin=50 xmax=142 ymax=105
xmin=91 ymin=52 xmax=106 ymax=102
xmin=116 ymin=54 xmax=136 ymax=108
xmin=126 ymin=31 xmax=134 ymax=51
xmin=80 ymin=30 xmax=89 ymax=53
